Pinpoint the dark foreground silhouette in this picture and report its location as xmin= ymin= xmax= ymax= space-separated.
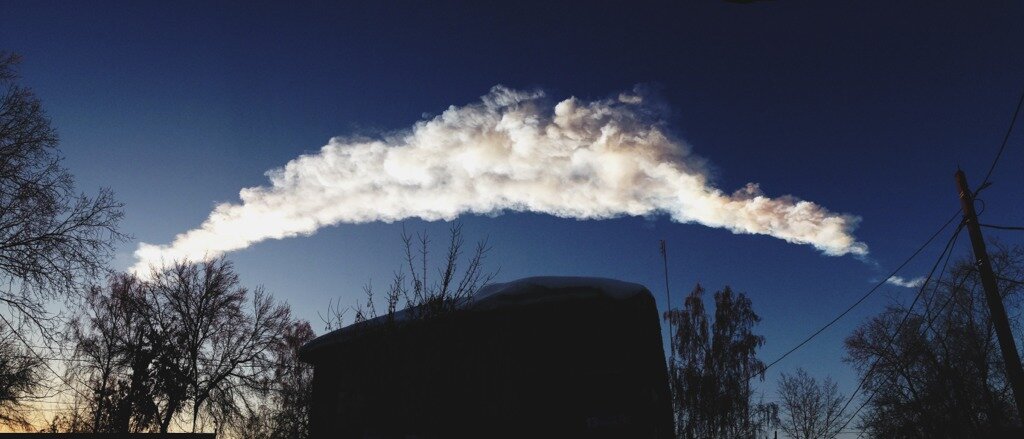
xmin=0 ymin=431 xmax=211 ymax=435
xmin=300 ymin=277 xmax=673 ymax=439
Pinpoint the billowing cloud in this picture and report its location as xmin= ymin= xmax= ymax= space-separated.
xmin=885 ymin=275 xmax=925 ymax=288
xmin=131 ymin=86 xmax=867 ymax=274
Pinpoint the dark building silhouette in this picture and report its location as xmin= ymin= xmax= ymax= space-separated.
xmin=22 ymin=431 xmax=215 ymax=435
xmin=299 ymin=277 xmax=673 ymax=438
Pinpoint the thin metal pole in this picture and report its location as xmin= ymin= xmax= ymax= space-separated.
xmin=660 ymin=240 xmax=674 ymax=345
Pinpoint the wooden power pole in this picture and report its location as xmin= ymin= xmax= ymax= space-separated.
xmin=955 ymin=169 xmax=1024 ymax=422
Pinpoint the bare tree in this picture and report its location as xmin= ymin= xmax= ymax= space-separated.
xmin=39 ymin=402 xmax=89 ymax=433
xmin=143 ymin=258 xmax=292 ymax=434
xmin=0 ymin=52 xmax=125 ymax=331
xmin=844 ymin=243 xmax=1024 ymax=437
xmin=777 ymin=368 xmax=849 ymax=439
xmin=0 ymin=323 xmax=42 ymax=429
xmin=239 ymin=319 xmax=315 ymax=439
xmin=325 ymin=223 xmax=496 ymax=329
xmin=63 ymin=273 xmax=160 ymax=433
xmin=0 ymin=51 xmax=124 ymax=432
xmin=58 ymin=259 xmax=293 ymax=435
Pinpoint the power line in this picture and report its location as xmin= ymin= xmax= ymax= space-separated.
xmin=841 ymin=225 xmax=961 ymax=431
xmin=834 ymin=223 xmax=965 ymax=434
xmin=754 ymin=209 xmax=962 ymax=379
xmin=16 ymin=344 xmax=273 ymax=368
xmin=981 ymin=88 xmax=1024 ymax=186
xmin=840 ymin=85 xmax=1024 ymax=435
xmin=633 ymin=205 xmax=961 ymax=438
xmin=916 ymin=228 xmax=964 ymax=338
xmin=996 ymin=274 xmax=1024 ymax=286
xmin=980 ymin=223 xmax=1024 ymax=232
xmin=689 ymin=208 xmax=963 ymax=426
xmin=0 ymin=313 xmax=91 ymax=404
xmin=849 ymin=242 xmax=975 ymax=438
xmin=845 ymin=251 xmax=962 ymax=438
xmin=6 ymin=354 xmax=266 ymax=369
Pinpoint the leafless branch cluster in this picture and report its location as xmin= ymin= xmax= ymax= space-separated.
xmin=0 ymin=321 xmax=42 ymax=429
xmin=0 ymin=51 xmax=125 ymax=332
xmin=236 ymin=320 xmax=315 ymax=439
xmin=323 ymin=223 xmax=496 ymax=331
xmin=0 ymin=51 xmax=126 ymax=430
xmin=48 ymin=259 xmax=306 ymax=437
xmin=777 ymin=368 xmax=849 ymax=439
xmin=845 ymin=243 xmax=1024 ymax=437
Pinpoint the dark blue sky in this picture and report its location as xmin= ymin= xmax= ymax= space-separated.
xmin=4 ymin=0 xmax=1024 ymax=411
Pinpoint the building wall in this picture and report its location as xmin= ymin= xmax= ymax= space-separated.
xmin=307 ymin=290 xmax=672 ymax=438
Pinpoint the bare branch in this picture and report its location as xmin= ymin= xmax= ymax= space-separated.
xmin=0 ymin=52 xmax=126 ymax=335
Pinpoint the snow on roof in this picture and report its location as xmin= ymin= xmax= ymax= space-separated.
xmin=471 ymin=276 xmax=649 ymax=310
xmin=299 ymin=276 xmax=651 ymax=360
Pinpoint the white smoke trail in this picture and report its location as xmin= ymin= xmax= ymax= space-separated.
xmin=885 ymin=275 xmax=925 ymax=288
xmin=131 ymin=86 xmax=867 ymax=274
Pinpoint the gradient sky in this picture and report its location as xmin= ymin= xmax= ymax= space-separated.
xmin=3 ymin=0 xmax=1024 ymax=425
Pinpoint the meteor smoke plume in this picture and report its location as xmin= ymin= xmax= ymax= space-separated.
xmin=885 ymin=275 xmax=925 ymax=288
xmin=132 ymin=86 xmax=867 ymax=273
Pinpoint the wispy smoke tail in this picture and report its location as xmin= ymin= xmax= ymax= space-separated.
xmin=132 ymin=86 xmax=867 ymax=273
xmin=885 ymin=275 xmax=926 ymax=288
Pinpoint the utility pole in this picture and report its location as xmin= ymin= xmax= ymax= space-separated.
xmin=955 ymin=169 xmax=1024 ymax=422
xmin=660 ymin=240 xmax=673 ymax=338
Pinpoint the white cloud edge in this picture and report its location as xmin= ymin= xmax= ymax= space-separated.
xmin=130 ymin=85 xmax=869 ymax=275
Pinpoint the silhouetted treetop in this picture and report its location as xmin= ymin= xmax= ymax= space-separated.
xmin=0 ymin=51 xmax=125 ymax=329
xmin=664 ymin=283 xmax=777 ymax=439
